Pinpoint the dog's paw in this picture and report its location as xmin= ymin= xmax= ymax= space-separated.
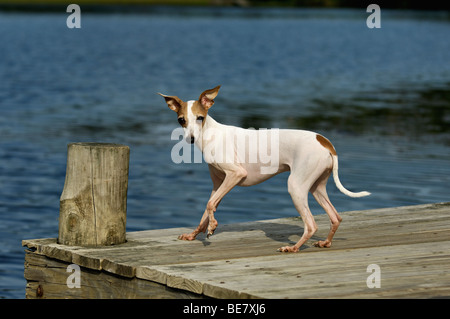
xmin=206 ymin=229 xmax=215 ymax=239
xmin=313 ymin=240 xmax=332 ymax=248
xmin=206 ymin=220 xmax=218 ymax=238
xmin=178 ymin=233 xmax=196 ymax=241
xmin=277 ymin=245 xmax=299 ymax=253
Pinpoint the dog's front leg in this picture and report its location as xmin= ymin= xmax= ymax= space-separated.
xmin=178 ymin=165 xmax=224 ymax=241
xmin=205 ymin=166 xmax=247 ymax=238
xmin=178 ymin=209 xmax=210 ymax=241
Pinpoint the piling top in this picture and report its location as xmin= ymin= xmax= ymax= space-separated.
xmin=69 ymin=142 xmax=129 ymax=149
xmin=59 ymin=142 xmax=129 ymax=247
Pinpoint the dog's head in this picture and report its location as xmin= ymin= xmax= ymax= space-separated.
xmin=159 ymin=85 xmax=220 ymax=144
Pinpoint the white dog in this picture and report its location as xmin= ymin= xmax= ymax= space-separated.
xmin=160 ymin=86 xmax=370 ymax=252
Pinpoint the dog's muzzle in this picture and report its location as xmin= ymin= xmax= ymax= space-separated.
xmin=187 ymin=136 xmax=195 ymax=144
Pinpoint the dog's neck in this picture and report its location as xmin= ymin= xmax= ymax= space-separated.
xmin=203 ymin=113 xmax=218 ymax=129
xmin=196 ymin=114 xmax=222 ymax=151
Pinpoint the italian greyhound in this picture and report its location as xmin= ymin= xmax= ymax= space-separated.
xmin=159 ymin=86 xmax=370 ymax=252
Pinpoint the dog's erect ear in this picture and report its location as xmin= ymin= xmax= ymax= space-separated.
xmin=199 ymin=85 xmax=221 ymax=110
xmin=158 ymin=93 xmax=183 ymax=112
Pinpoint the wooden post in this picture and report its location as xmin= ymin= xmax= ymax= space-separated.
xmin=58 ymin=143 xmax=130 ymax=246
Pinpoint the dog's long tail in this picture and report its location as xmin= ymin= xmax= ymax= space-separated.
xmin=332 ymin=155 xmax=371 ymax=198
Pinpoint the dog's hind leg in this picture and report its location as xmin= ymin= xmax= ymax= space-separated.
xmin=310 ymin=169 xmax=342 ymax=248
xmin=278 ymin=173 xmax=318 ymax=253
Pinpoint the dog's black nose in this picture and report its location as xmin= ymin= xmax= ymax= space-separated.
xmin=190 ymin=136 xmax=195 ymax=144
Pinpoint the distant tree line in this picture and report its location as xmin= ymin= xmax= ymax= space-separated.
xmin=248 ymin=0 xmax=450 ymax=10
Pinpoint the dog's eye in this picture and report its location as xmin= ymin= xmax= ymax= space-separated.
xmin=178 ymin=117 xmax=186 ymax=125
xmin=197 ymin=116 xmax=205 ymax=122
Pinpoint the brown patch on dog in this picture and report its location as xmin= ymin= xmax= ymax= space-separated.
xmin=316 ymin=134 xmax=337 ymax=156
xmin=175 ymin=101 xmax=188 ymax=127
xmin=198 ymin=85 xmax=221 ymax=110
xmin=159 ymin=94 xmax=188 ymax=127
xmin=192 ymin=101 xmax=209 ymax=126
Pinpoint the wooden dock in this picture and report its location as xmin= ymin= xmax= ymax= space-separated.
xmin=23 ymin=202 xmax=450 ymax=299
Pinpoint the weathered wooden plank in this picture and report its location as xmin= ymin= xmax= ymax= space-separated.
xmin=23 ymin=202 xmax=450 ymax=299
xmin=24 ymin=206 xmax=449 ymax=271
xmin=24 ymin=250 xmax=202 ymax=299
xmin=142 ymin=240 xmax=449 ymax=299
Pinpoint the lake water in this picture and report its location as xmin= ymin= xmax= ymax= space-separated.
xmin=0 ymin=7 xmax=449 ymax=298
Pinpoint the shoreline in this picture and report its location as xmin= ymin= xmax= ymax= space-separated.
xmin=1 ymin=1 xmax=449 ymax=12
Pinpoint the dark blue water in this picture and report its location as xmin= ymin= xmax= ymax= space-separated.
xmin=1 ymin=7 xmax=449 ymax=298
